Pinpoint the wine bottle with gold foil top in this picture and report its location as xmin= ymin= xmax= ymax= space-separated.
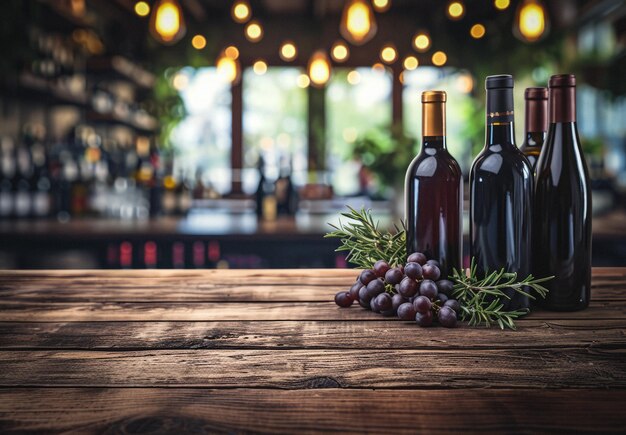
xmin=470 ymin=75 xmax=534 ymax=310
xmin=534 ymin=74 xmax=591 ymax=311
xmin=405 ymin=91 xmax=462 ymax=276
xmin=520 ymin=87 xmax=548 ymax=170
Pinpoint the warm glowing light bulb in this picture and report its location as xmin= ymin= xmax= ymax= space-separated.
xmin=172 ymin=71 xmax=189 ymax=91
xmin=308 ymin=50 xmax=331 ymax=88
xmin=403 ymin=55 xmax=418 ymax=70
xmin=456 ymin=72 xmax=474 ymax=93
xmin=347 ymin=70 xmax=361 ymax=85
xmin=380 ymin=44 xmax=397 ymax=64
xmin=134 ymin=1 xmax=150 ymax=17
xmin=470 ymin=24 xmax=486 ymax=39
xmin=340 ymin=0 xmax=377 ymax=46
xmin=280 ymin=41 xmax=297 ymax=61
xmin=447 ymin=1 xmax=465 ymax=20
xmin=150 ymin=0 xmax=186 ymax=45
xmin=225 ymin=46 xmax=239 ymax=59
xmin=372 ymin=0 xmax=391 ymax=13
xmin=191 ymin=35 xmax=206 ymax=49
xmin=231 ymin=0 xmax=251 ymax=23
xmin=245 ymin=20 xmax=263 ymax=42
xmin=217 ymin=52 xmax=241 ymax=84
xmin=296 ymin=74 xmax=310 ymax=88
xmin=514 ymin=0 xmax=548 ymax=42
xmin=432 ymin=51 xmax=447 ymax=66
xmin=331 ymin=41 xmax=349 ymax=62
xmin=413 ymin=32 xmax=431 ymax=52
xmin=494 ymin=0 xmax=510 ymax=10
xmin=372 ymin=62 xmax=385 ymax=73
xmin=253 ymin=60 xmax=267 ymax=75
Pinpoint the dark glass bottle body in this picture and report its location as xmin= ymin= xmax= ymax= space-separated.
xmin=534 ymin=74 xmax=591 ymax=311
xmin=519 ymin=87 xmax=548 ymax=170
xmin=470 ymin=75 xmax=534 ymax=310
xmin=405 ymin=91 xmax=463 ymax=277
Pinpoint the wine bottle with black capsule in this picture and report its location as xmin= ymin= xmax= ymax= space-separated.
xmin=520 ymin=87 xmax=548 ymax=170
xmin=405 ymin=90 xmax=463 ymax=277
xmin=470 ymin=75 xmax=534 ymax=310
xmin=534 ymin=74 xmax=592 ymax=311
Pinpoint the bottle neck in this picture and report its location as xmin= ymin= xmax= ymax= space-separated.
xmin=487 ymin=122 xmax=516 ymax=147
xmin=550 ymin=86 xmax=576 ymax=123
xmin=525 ymin=97 xmax=548 ymax=136
xmin=422 ymin=101 xmax=445 ymax=138
xmin=422 ymin=136 xmax=446 ymax=151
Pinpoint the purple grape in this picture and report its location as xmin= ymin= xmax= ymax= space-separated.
xmin=397 ymin=302 xmax=417 ymax=320
xmin=407 ymin=252 xmax=427 ymax=265
xmin=384 ymin=267 xmax=404 ymax=285
xmin=422 ymin=264 xmax=441 ymax=281
xmin=415 ymin=310 xmax=433 ymax=326
xmin=358 ymin=299 xmax=370 ymax=309
xmin=359 ymin=269 xmax=377 ymax=285
xmin=335 ymin=291 xmax=354 ymax=307
xmin=373 ymin=260 xmax=391 ymax=277
xmin=381 ymin=308 xmax=396 ymax=317
xmin=392 ymin=293 xmax=408 ymax=312
xmin=366 ymin=278 xmax=385 ymax=298
xmin=438 ymin=306 xmax=457 ymax=328
xmin=370 ymin=298 xmax=379 ymax=313
xmin=426 ymin=259 xmax=440 ymax=268
xmin=349 ymin=281 xmax=363 ymax=300
xmin=436 ymin=279 xmax=455 ymax=296
xmin=437 ymin=293 xmax=449 ymax=304
xmin=413 ymin=295 xmax=432 ymax=313
xmin=373 ymin=293 xmax=393 ymax=312
xmin=419 ymin=279 xmax=438 ymax=300
xmin=444 ymin=299 xmax=461 ymax=314
xmin=358 ymin=286 xmax=371 ymax=303
xmin=398 ymin=277 xmax=418 ymax=298
xmin=404 ymin=262 xmax=423 ymax=280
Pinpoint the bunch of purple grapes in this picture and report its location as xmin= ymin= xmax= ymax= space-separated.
xmin=334 ymin=252 xmax=460 ymax=327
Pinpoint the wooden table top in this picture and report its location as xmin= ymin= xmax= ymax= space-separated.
xmin=0 ymin=268 xmax=625 ymax=433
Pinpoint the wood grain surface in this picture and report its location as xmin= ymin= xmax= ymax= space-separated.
xmin=0 ymin=268 xmax=625 ymax=433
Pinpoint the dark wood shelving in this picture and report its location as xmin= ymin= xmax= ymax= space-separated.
xmin=87 ymin=56 xmax=156 ymax=90
xmin=86 ymin=109 xmax=158 ymax=134
xmin=14 ymin=72 xmax=90 ymax=107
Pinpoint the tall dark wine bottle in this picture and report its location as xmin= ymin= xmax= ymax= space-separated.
xmin=405 ymin=91 xmax=462 ymax=276
xmin=519 ymin=87 xmax=548 ymax=170
xmin=534 ymin=74 xmax=592 ymax=311
xmin=470 ymin=75 xmax=534 ymax=310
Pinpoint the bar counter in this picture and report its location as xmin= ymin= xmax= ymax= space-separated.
xmin=0 ymin=267 xmax=625 ymax=432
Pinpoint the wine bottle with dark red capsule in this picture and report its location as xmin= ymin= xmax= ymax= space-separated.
xmin=534 ymin=74 xmax=592 ymax=311
xmin=520 ymin=87 xmax=548 ymax=170
xmin=470 ymin=75 xmax=534 ymax=310
xmin=405 ymin=90 xmax=463 ymax=277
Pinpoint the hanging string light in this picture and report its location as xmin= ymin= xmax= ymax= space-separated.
xmin=340 ymin=0 xmax=377 ymax=46
xmin=217 ymin=50 xmax=241 ymax=84
xmin=191 ymin=35 xmax=206 ymax=50
xmin=231 ymin=0 xmax=251 ymax=23
xmin=514 ymin=0 xmax=549 ymax=42
xmin=134 ymin=1 xmax=150 ymax=17
xmin=253 ymin=60 xmax=268 ymax=75
xmin=380 ymin=44 xmax=397 ymax=64
xmin=403 ymin=56 xmax=419 ymax=70
xmin=331 ymin=40 xmax=350 ymax=62
xmin=372 ymin=0 xmax=391 ymax=13
xmin=412 ymin=31 xmax=431 ymax=52
xmin=494 ymin=0 xmax=511 ymax=11
xmin=432 ymin=51 xmax=447 ymax=67
xmin=308 ymin=50 xmax=331 ymax=88
xmin=470 ymin=24 xmax=486 ymax=39
xmin=446 ymin=1 xmax=465 ymax=20
xmin=245 ymin=20 xmax=264 ymax=42
xmin=280 ymin=41 xmax=298 ymax=61
xmin=149 ymin=0 xmax=186 ymax=45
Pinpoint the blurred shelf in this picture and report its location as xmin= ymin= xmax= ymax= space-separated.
xmin=86 ymin=110 xmax=158 ymax=134
xmin=87 ymin=56 xmax=156 ymax=90
xmin=14 ymin=72 xmax=90 ymax=107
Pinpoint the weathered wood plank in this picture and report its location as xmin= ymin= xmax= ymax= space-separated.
xmin=0 ymin=348 xmax=624 ymax=388
xmin=1 ymin=320 xmax=625 ymax=350
xmin=1 ymin=388 xmax=625 ymax=434
xmin=0 ymin=300 xmax=624 ymax=322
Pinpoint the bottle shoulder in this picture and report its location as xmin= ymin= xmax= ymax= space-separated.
xmin=471 ymin=144 xmax=533 ymax=179
xmin=407 ymin=150 xmax=462 ymax=180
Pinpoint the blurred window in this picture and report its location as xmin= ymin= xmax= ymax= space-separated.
xmin=243 ymin=67 xmax=308 ymax=192
xmin=326 ymin=68 xmax=392 ymax=195
xmin=170 ymin=67 xmax=232 ymax=194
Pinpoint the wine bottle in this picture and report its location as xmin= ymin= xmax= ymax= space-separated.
xmin=470 ymin=75 xmax=534 ymax=310
xmin=519 ymin=87 xmax=548 ymax=170
xmin=405 ymin=91 xmax=463 ymax=276
xmin=534 ymin=74 xmax=592 ymax=311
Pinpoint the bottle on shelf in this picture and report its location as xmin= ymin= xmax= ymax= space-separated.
xmin=275 ymin=155 xmax=298 ymax=216
xmin=405 ymin=90 xmax=463 ymax=276
xmin=0 ymin=137 xmax=16 ymax=219
xmin=519 ymin=87 xmax=548 ymax=170
xmin=534 ymin=74 xmax=592 ymax=311
xmin=470 ymin=75 xmax=534 ymax=310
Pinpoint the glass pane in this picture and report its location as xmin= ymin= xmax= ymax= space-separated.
xmin=326 ymin=68 xmax=392 ymax=195
xmin=243 ymin=67 xmax=308 ymax=192
xmin=170 ymin=67 xmax=232 ymax=194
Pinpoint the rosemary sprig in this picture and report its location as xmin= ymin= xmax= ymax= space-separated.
xmin=451 ymin=258 xmax=553 ymax=330
xmin=324 ymin=206 xmax=406 ymax=268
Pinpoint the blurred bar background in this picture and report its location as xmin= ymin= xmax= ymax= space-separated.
xmin=0 ymin=0 xmax=624 ymax=269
